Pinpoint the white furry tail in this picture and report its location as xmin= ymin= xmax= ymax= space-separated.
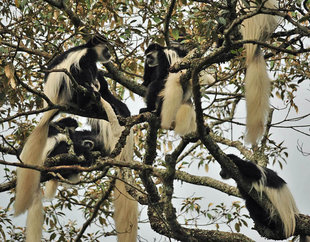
xmin=44 ymin=180 xmax=59 ymax=200
xmin=114 ymin=179 xmax=138 ymax=242
xmin=99 ymin=97 xmax=123 ymax=137
xmin=93 ymin=98 xmax=138 ymax=241
xmin=160 ymin=72 xmax=184 ymax=130
xmin=240 ymin=0 xmax=278 ymax=63
xmin=174 ymin=103 xmax=196 ymax=136
xmin=25 ymin=191 xmax=44 ymax=242
xmin=113 ymin=121 xmax=138 ymax=242
xmin=15 ymin=109 xmax=58 ymax=216
xmin=240 ymin=0 xmax=278 ymax=144
xmin=244 ymin=55 xmax=270 ymax=144
xmin=265 ymin=185 xmax=299 ymax=238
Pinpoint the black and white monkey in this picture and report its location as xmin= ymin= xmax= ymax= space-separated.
xmin=140 ymin=43 xmax=198 ymax=136
xmin=238 ymin=0 xmax=279 ymax=144
xmin=14 ymin=35 xmax=112 ymax=217
xmin=24 ymin=117 xmax=103 ymax=242
xmin=219 ymin=154 xmax=300 ymax=239
xmin=139 ymin=43 xmax=187 ymax=114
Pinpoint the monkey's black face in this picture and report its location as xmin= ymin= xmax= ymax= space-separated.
xmin=95 ymin=44 xmax=111 ymax=63
xmin=145 ymin=50 xmax=159 ymax=67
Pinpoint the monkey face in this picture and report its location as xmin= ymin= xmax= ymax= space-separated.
xmin=145 ymin=50 xmax=159 ymax=67
xmin=95 ymin=44 xmax=111 ymax=63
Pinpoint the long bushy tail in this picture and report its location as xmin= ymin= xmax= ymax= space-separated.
xmin=244 ymin=55 xmax=271 ymax=144
xmin=95 ymin=98 xmax=138 ymax=241
xmin=174 ymin=103 xmax=196 ymax=136
xmin=240 ymin=0 xmax=278 ymax=144
xmin=160 ymin=72 xmax=184 ymax=130
xmin=14 ymin=109 xmax=58 ymax=216
xmin=44 ymin=180 xmax=59 ymax=200
xmin=114 ymin=130 xmax=138 ymax=242
xmin=113 ymin=178 xmax=138 ymax=242
xmin=25 ymin=191 xmax=44 ymax=242
xmin=99 ymin=97 xmax=123 ymax=138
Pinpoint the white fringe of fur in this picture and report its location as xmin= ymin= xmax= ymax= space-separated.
xmin=252 ymin=169 xmax=299 ymax=238
xmin=43 ymin=49 xmax=87 ymax=106
xmin=160 ymin=70 xmax=196 ymax=136
xmin=163 ymin=49 xmax=182 ymax=66
xmin=174 ymin=103 xmax=197 ymax=136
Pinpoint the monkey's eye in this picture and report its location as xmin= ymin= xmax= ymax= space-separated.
xmin=103 ymin=48 xmax=111 ymax=60
xmin=82 ymin=140 xmax=94 ymax=150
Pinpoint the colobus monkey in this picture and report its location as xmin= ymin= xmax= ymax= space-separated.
xmin=25 ymin=117 xmax=103 ymax=242
xmin=89 ymin=98 xmax=137 ymax=242
xmin=238 ymin=0 xmax=279 ymax=144
xmin=140 ymin=43 xmax=197 ymax=136
xmin=139 ymin=43 xmax=187 ymax=114
xmin=44 ymin=117 xmax=106 ymax=199
xmin=14 ymin=35 xmax=111 ymax=216
xmin=220 ymin=154 xmax=299 ymax=238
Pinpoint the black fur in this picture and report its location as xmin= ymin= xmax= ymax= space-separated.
xmin=220 ymin=154 xmax=287 ymax=230
xmin=139 ymin=43 xmax=188 ymax=114
xmin=96 ymin=71 xmax=131 ymax=118
xmin=48 ymin=117 xmax=79 ymax=137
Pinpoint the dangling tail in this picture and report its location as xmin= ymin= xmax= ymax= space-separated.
xmin=244 ymin=55 xmax=270 ymax=144
xmin=44 ymin=180 xmax=59 ymax=200
xmin=240 ymin=0 xmax=279 ymax=144
xmin=99 ymin=97 xmax=123 ymax=138
xmin=25 ymin=191 xmax=44 ymax=242
xmin=93 ymin=97 xmax=138 ymax=241
xmin=14 ymin=109 xmax=58 ymax=216
xmin=174 ymin=103 xmax=196 ymax=136
xmin=113 ymin=178 xmax=138 ymax=242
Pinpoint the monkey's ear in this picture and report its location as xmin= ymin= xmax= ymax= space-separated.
xmin=82 ymin=140 xmax=95 ymax=150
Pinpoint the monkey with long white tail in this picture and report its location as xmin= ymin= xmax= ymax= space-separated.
xmin=239 ymin=0 xmax=279 ymax=144
xmin=220 ymin=154 xmax=310 ymax=241
xmin=89 ymin=97 xmax=138 ymax=242
xmin=14 ymin=35 xmax=111 ymax=216
xmin=140 ymin=43 xmax=198 ymax=136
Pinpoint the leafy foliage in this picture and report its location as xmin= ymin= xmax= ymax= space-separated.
xmin=0 ymin=0 xmax=310 ymax=241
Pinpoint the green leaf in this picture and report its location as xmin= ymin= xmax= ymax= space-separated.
xmin=172 ymin=29 xmax=179 ymax=40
